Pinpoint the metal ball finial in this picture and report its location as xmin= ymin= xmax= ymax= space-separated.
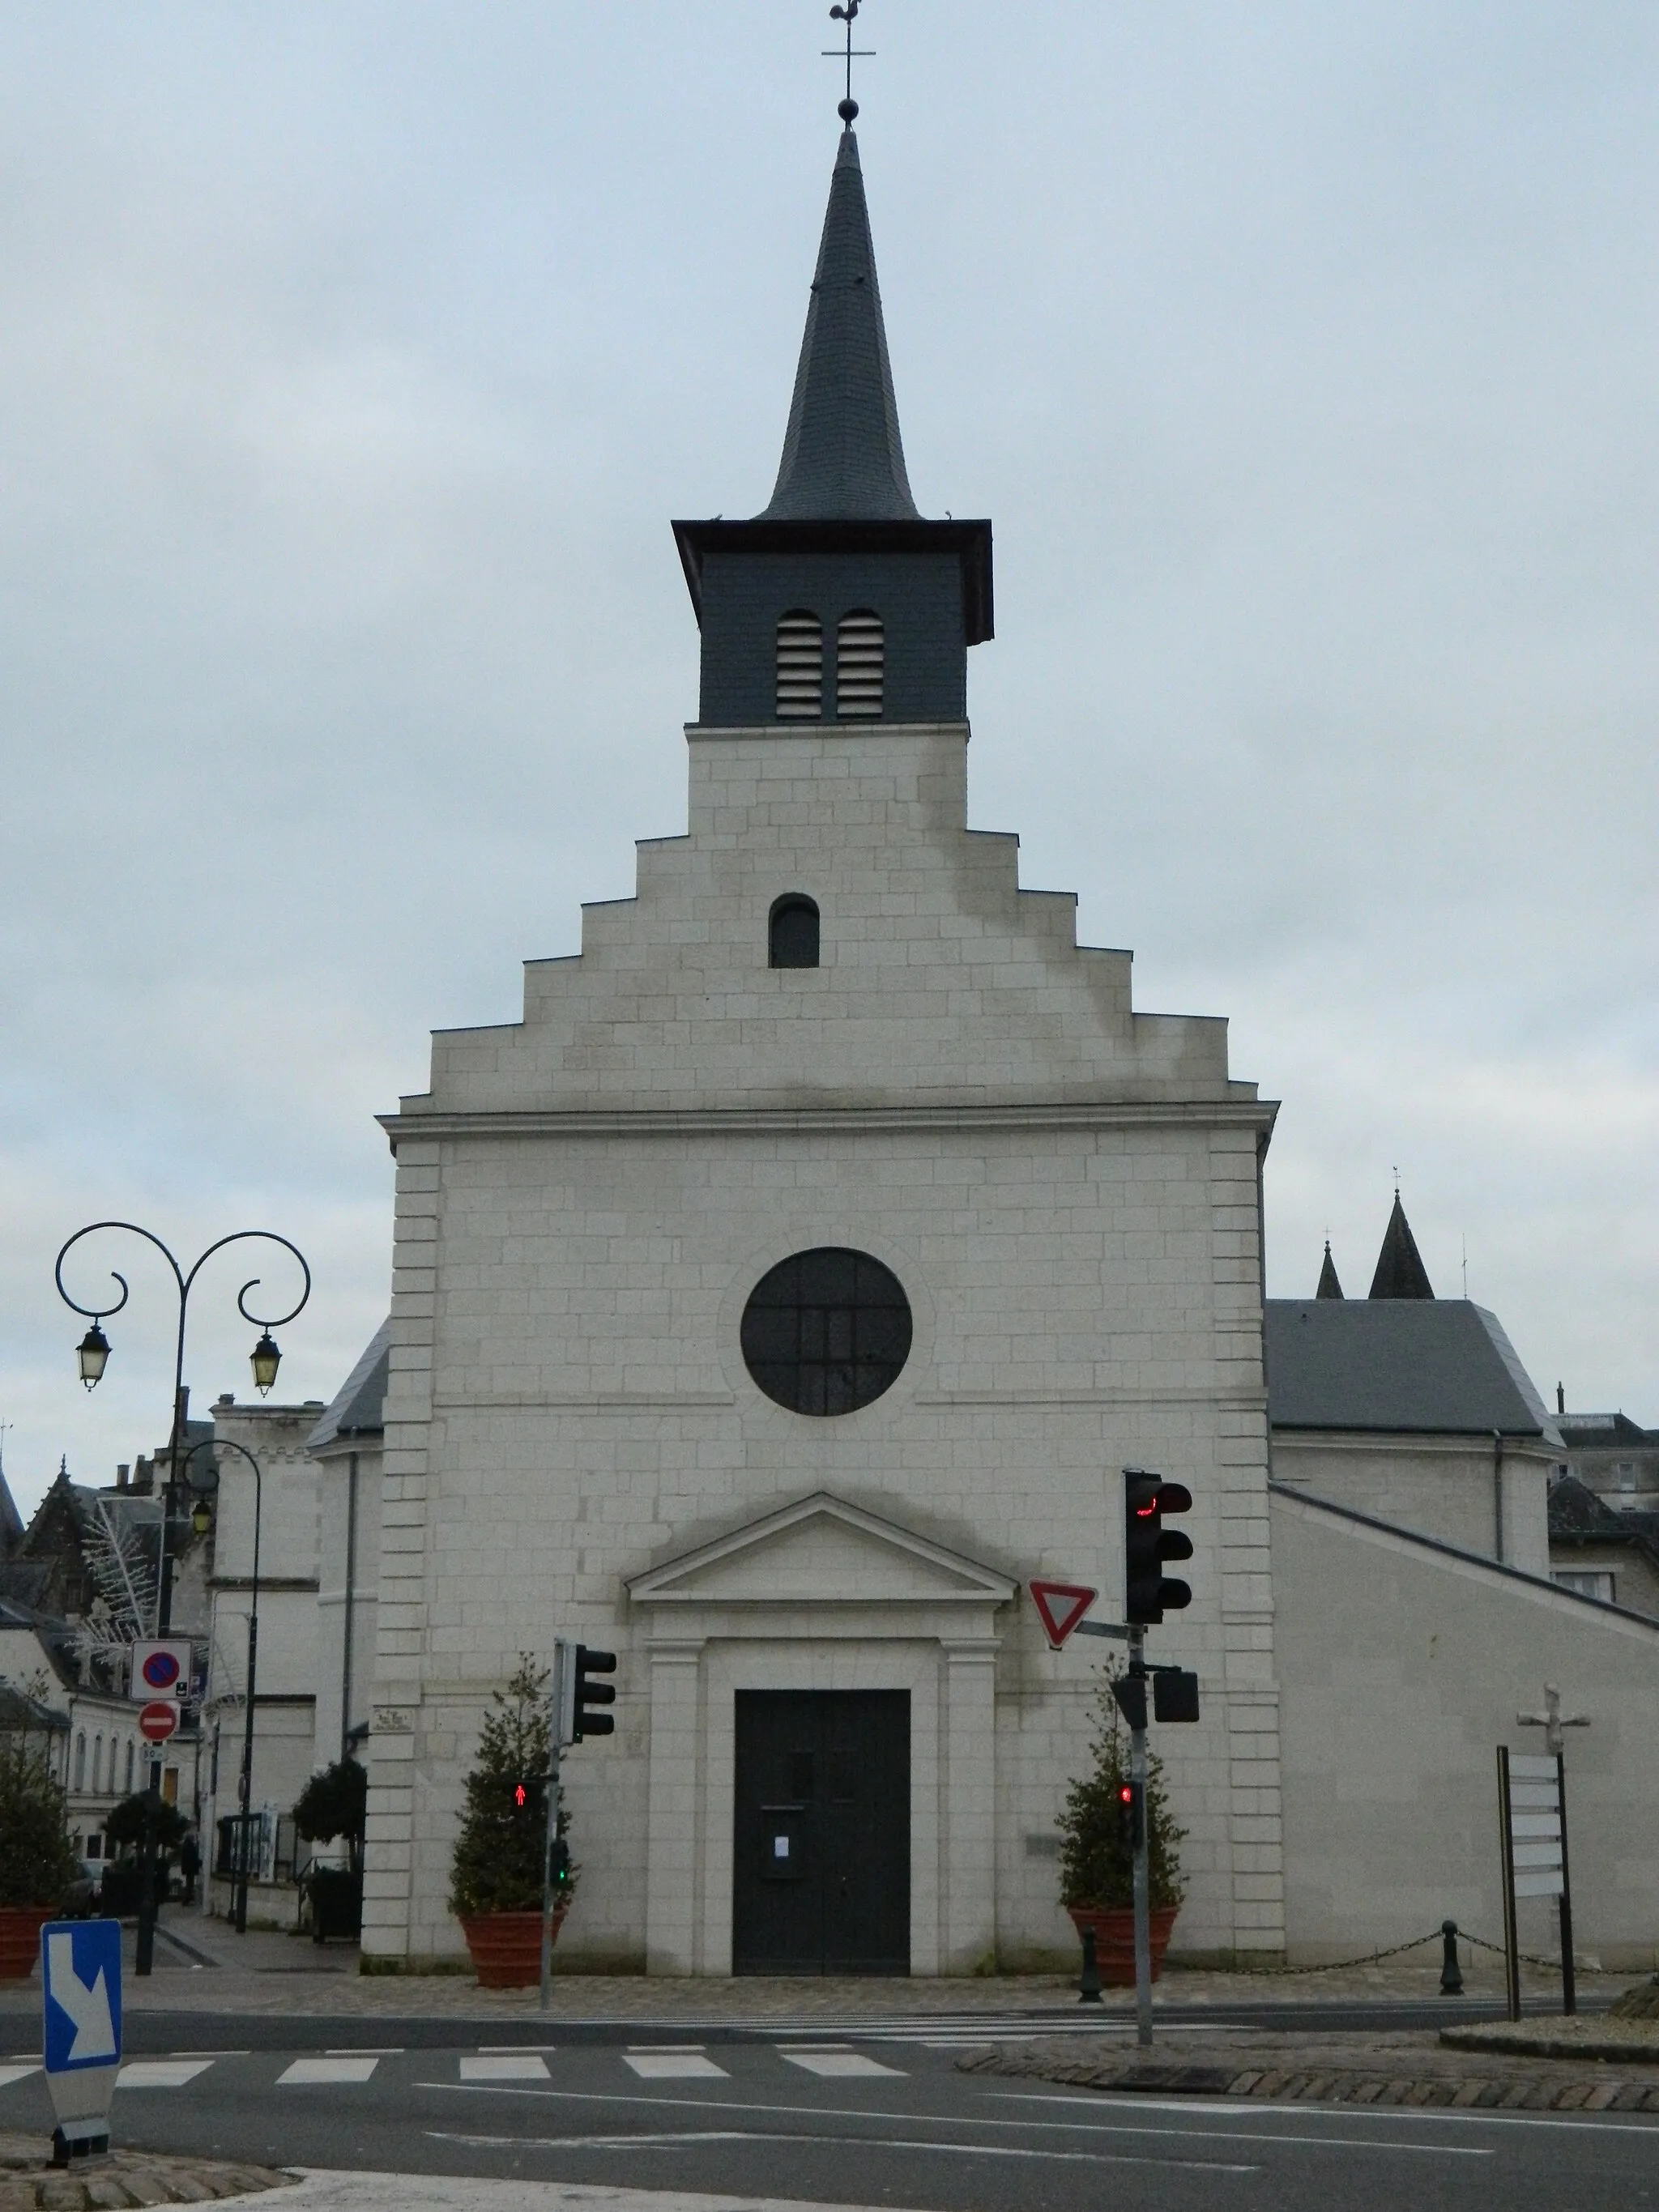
xmin=838 ymin=96 xmax=859 ymax=123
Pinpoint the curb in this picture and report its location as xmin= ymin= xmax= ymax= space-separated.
xmin=0 ymin=2133 xmax=288 ymax=2210
xmin=1442 ymin=2026 xmax=1659 ymax=2066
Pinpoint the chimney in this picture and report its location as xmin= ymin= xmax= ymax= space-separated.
xmin=116 ymin=1464 xmax=130 ymax=1491
xmin=1557 ymin=1383 xmax=1565 ymax=1416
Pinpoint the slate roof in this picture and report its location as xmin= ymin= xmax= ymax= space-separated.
xmin=1548 ymin=1475 xmax=1659 ymax=1574
xmin=760 ymin=128 xmax=919 ymax=522
xmin=1265 ymin=1299 xmax=1561 ymax=1440
xmin=307 ymin=1321 xmax=390 ymax=1453
xmin=1557 ymin=1412 xmax=1653 ymax=1449
xmin=1368 ymin=1194 xmax=1435 ymax=1299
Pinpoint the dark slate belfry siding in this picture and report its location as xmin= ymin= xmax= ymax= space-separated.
xmin=697 ymin=550 xmax=966 ymax=727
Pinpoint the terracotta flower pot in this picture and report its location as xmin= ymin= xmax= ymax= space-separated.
xmin=458 ymin=1909 xmax=565 ymax=1989
xmin=1067 ymin=1903 xmax=1179 ymax=1986
xmin=0 ymin=1905 xmax=57 ymax=1981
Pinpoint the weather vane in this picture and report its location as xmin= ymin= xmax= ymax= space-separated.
xmin=825 ymin=1 xmax=874 ymax=124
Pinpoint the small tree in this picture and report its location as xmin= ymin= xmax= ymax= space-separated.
xmin=293 ymin=1759 xmax=369 ymax=1876
xmin=0 ymin=1704 xmax=79 ymax=1909
xmin=104 ymin=1792 xmax=190 ymax=1863
xmin=1057 ymin=1662 xmax=1186 ymax=1912
xmin=449 ymin=1656 xmax=573 ymax=1920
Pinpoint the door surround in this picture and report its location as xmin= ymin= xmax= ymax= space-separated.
xmin=628 ymin=1490 xmax=1014 ymax=1975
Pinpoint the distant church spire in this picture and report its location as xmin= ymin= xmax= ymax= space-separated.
xmin=1368 ymin=1191 xmax=1434 ymax=1301
xmin=1316 ymin=1241 xmax=1344 ymax=1300
xmin=759 ymin=123 xmax=919 ymax=521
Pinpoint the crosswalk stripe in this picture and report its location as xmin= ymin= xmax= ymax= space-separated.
xmin=0 ymin=2065 xmax=41 ymax=2091
xmin=114 ymin=2061 xmax=213 ymax=2090
xmin=461 ymin=2054 xmax=551 ymax=2082
xmin=623 ymin=2052 xmax=729 ymax=2080
xmin=279 ymin=2055 xmax=380 ymax=2086
xmin=779 ymin=2049 xmax=905 ymax=2078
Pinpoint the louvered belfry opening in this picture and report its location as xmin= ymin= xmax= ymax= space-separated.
xmin=775 ymin=612 xmax=824 ymax=719
xmin=835 ymin=611 xmax=884 ymax=718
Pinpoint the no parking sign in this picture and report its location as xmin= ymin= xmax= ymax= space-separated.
xmin=129 ymin=1639 xmax=192 ymax=1703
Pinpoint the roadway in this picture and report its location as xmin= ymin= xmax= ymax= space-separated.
xmin=2 ymin=2015 xmax=1653 ymax=2211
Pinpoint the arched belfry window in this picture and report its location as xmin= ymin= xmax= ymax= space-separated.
xmin=770 ymin=894 xmax=820 ymax=969
xmin=836 ymin=610 xmax=884 ymax=718
xmin=776 ymin=612 xmax=823 ymax=719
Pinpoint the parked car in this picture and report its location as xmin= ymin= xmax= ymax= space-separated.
xmin=60 ymin=1860 xmax=104 ymax=1920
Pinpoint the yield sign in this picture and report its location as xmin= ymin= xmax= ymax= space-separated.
xmin=1029 ymin=1581 xmax=1098 ymax=1648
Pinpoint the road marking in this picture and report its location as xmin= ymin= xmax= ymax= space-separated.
xmin=279 ymin=2056 xmax=381 ymax=2086
xmin=623 ymin=2052 xmax=728 ymax=2079
xmin=478 ymin=2044 xmax=560 ymax=2054
xmin=0 ymin=2066 xmax=41 ymax=2090
xmin=779 ymin=2050 xmax=906 ymax=2078
xmin=326 ymin=2047 xmax=403 ymax=2056
xmin=416 ymin=2079 xmax=1490 ymax=2157
xmin=168 ymin=2049 xmax=249 ymax=2057
xmin=461 ymin=2055 xmax=552 ymax=2082
xmin=997 ymin=2086 xmax=1659 ymax=2137
xmin=425 ymin=2128 xmax=1254 ymax=2174
xmin=114 ymin=2061 xmax=214 ymax=2090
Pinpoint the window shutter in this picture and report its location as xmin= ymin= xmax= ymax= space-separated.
xmin=775 ymin=612 xmax=823 ymax=718
xmin=836 ymin=612 xmax=884 ymax=718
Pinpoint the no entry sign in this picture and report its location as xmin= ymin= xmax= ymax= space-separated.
xmin=138 ymin=1700 xmax=179 ymax=1745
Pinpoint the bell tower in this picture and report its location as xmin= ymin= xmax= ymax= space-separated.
xmin=672 ymin=126 xmax=992 ymax=728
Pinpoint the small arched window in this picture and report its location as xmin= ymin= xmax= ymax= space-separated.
xmin=124 ymin=1739 xmax=135 ymax=1794
xmin=92 ymin=1734 xmax=104 ymax=1794
xmin=776 ymin=611 xmax=823 ymax=719
xmin=75 ymin=1732 xmax=86 ymax=1791
xmin=770 ymin=894 xmax=820 ymax=969
xmin=836 ymin=610 xmax=884 ymax=718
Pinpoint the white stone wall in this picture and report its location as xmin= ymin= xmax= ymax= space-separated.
xmin=1272 ymin=1432 xmax=1553 ymax=1578
xmin=312 ymin=1440 xmax=382 ymax=1769
xmin=1274 ymin=1486 xmax=1659 ymax=1968
xmin=364 ymin=719 xmax=1277 ymax=1971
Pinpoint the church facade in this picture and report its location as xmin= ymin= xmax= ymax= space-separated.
xmin=361 ymin=126 xmax=1284 ymax=1973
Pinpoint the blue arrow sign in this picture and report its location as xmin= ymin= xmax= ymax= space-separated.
xmin=41 ymin=1920 xmax=122 ymax=2075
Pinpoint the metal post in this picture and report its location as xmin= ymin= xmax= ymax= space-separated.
xmin=1128 ymin=1624 xmax=1152 ymax=2048
xmin=235 ymin=1608 xmax=259 ymax=1933
xmin=1555 ymin=1751 xmax=1576 ymax=2017
xmin=1078 ymin=1924 xmax=1102 ymax=2004
xmin=1439 ymin=1918 xmax=1464 ymax=1995
xmin=1497 ymin=1746 xmax=1521 ymax=2022
xmin=539 ymin=1640 xmax=569 ymax=2012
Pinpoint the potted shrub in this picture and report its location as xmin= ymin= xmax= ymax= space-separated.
xmin=0 ymin=1696 xmax=79 ymax=1976
xmin=450 ymin=1656 xmax=574 ymax=1987
xmin=293 ymin=1758 xmax=367 ymax=1942
xmin=1056 ymin=1662 xmax=1187 ymax=1984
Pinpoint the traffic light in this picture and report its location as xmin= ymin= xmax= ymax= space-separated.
xmin=1116 ymin=1779 xmax=1143 ymax=1852
xmin=1123 ymin=1469 xmax=1193 ymax=1624
xmin=549 ymin=1835 xmax=573 ymax=1902
xmin=572 ymin=1646 xmax=616 ymax=1741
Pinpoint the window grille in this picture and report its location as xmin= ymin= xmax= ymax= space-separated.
xmin=740 ymin=1247 xmax=912 ymax=1416
xmin=836 ymin=611 xmax=884 ymax=718
xmin=776 ymin=612 xmax=824 ymax=718
xmin=770 ymin=894 xmax=820 ymax=969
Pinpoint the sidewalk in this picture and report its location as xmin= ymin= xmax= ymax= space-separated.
xmin=0 ymin=1905 xmax=1638 ymax=2023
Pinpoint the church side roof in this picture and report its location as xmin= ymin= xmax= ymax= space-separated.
xmin=1368 ymin=1193 xmax=1434 ymax=1299
xmin=760 ymin=127 xmax=919 ymax=522
xmin=307 ymin=1320 xmax=391 ymax=1452
xmin=1265 ymin=1299 xmax=1558 ymax=1439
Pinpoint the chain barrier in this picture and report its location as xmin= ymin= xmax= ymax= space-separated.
xmin=1225 ymin=1925 xmax=1566 ymax=1977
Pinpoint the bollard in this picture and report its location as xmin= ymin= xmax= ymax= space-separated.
xmin=1079 ymin=1924 xmax=1102 ymax=2004
xmin=1439 ymin=1919 xmax=1465 ymax=1996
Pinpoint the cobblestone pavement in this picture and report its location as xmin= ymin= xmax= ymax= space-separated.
xmin=960 ymin=2023 xmax=1659 ymax=2111
xmin=0 ymin=2130 xmax=287 ymax=2209
xmin=0 ymin=1907 xmax=1644 ymax=2023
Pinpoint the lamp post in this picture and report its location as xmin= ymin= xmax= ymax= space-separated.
xmin=56 ymin=1221 xmax=309 ymax=1975
xmin=180 ymin=1436 xmax=263 ymax=1935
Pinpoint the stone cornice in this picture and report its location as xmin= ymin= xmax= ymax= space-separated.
xmin=378 ymin=1097 xmax=1277 ymax=1149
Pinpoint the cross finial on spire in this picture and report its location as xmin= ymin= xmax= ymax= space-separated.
xmin=825 ymin=1 xmax=874 ymax=124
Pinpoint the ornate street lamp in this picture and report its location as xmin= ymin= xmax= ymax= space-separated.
xmin=55 ymin=1220 xmax=309 ymax=1974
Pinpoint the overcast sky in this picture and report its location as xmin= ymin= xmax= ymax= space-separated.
xmin=2 ymin=3 xmax=1656 ymax=1520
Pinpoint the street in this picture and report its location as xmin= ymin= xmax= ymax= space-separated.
xmin=2 ymin=2016 xmax=1654 ymax=2211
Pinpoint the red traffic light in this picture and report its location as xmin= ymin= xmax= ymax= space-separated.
xmin=1117 ymin=1784 xmax=1133 ymax=1805
xmin=514 ymin=1783 xmax=527 ymax=1809
xmin=1123 ymin=1468 xmax=1194 ymax=1624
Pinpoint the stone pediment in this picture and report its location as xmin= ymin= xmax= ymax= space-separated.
xmin=627 ymin=1491 xmax=1016 ymax=1611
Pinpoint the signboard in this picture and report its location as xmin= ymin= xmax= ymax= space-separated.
xmin=1029 ymin=1581 xmax=1098 ymax=1648
xmin=1497 ymin=1746 xmax=1576 ymax=2022
xmin=138 ymin=1700 xmax=180 ymax=1745
xmin=41 ymin=1919 xmax=121 ymax=2161
xmin=129 ymin=1639 xmax=192 ymax=1704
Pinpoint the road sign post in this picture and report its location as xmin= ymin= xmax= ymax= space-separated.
xmin=1499 ymin=1745 xmax=1577 ymax=2021
xmin=540 ymin=1639 xmax=570 ymax=2014
xmin=41 ymin=1920 xmax=121 ymax=2165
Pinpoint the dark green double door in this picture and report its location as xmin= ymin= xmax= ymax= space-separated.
xmin=733 ymin=1690 xmax=910 ymax=1975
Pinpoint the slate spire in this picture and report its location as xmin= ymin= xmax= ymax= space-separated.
xmin=1368 ymin=1193 xmax=1435 ymax=1301
xmin=1316 ymin=1242 xmax=1344 ymax=1300
xmin=760 ymin=128 xmax=920 ymax=522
